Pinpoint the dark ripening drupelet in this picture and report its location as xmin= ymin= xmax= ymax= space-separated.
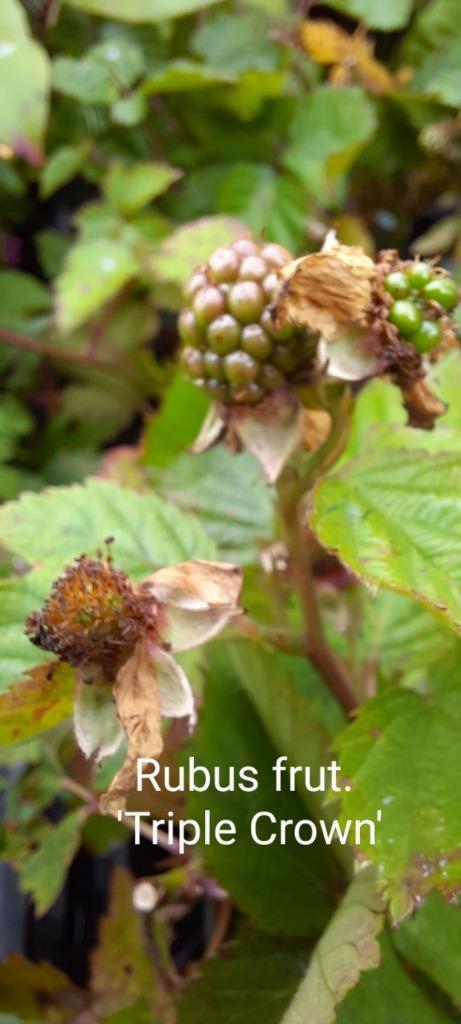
xmin=178 ymin=240 xmax=314 ymax=405
xmin=385 ymin=260 xmax=459 ymax=352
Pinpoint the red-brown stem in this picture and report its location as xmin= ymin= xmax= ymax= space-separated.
xmin=279 ymin=491 xmax=357 ymax=716
xmin=0 ymin=327 xmax=110 ymax=367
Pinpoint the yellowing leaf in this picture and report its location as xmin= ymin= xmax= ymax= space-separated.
xmin=0 ymin=661 xmax=75 ymax=745
xmin=91 ymin=866 xmax=163 ymax=1017
xmin=299 ymin=21 xmax=394 ymax=96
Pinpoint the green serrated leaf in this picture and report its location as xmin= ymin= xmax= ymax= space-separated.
xmin=6 ymin=808 xmax=85 ymax=915
xmin=325 ymin=0 xmax=414 ymax=30
xmin=0 ymin=478 xmax=215 ymax=578
xmin=55 ymin=239 xmax=138 ymax=331
xmin=64 ymin=0 xmax=223 ymax=21
xmin=179 ymin=932 xmax=306 ymax=1024
xmin=147 ymin=447 xmax=273 ymax=565
xmin=337 ymin=933 xmax=453 ymax=1023
xmin=187 ymin=644 xmax=338 ymax=936
xmin=337 ymin=687 xmax=461 ymax=920
xmin=142 ymin=376 xmax=210 ymax=469
xmin=0 ymin=0 xmax=29 ymax=41
xmin=401 ymin=0 xmax=461 ymax=66
xmin=0 ymin=662 xmax=74 ymax=743
xmin=0 ymin=571 xmax=55 ymax=692
xmin=150 ymin=215 xmax=247 ymax=294
xmin=217 ymin=163 xmax=277 ymax=233
xmin=40 ymin=144 xmax=89 ymax=200
xmin=0 ymin=5 xmax=50 ymax=164
xmin=356 ymin=588 xmax=458 ymax=685
xmin=143 ymin=59 xmax=233 ymax=94
xmin=0 ymin=270 xmax=50 ymax=333
xmin=104 ymin=162 xmax=182 ymax=215
xmin=53 ymin=55 xmax=117 ymax=104
xmin=311 ymin=449 xmax=461 ymax=633
xmin=281 ymin=869 xmax=384 ymax=1024
xmin=91 ymin=866 xmax=172 ymax=1018
xmin=394 ymin=892 xmax=461 ymax=1007
xmin=0 ymin=953 xmax=79 ymax=1020
xmin=284 ymin=87 xmax=376 ymax=199
xmin=411 ymin=39 xmax=461 ymax=106
xmin=192 ymin=11 xmax=281 ymax=74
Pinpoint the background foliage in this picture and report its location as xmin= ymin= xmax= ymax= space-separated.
xmin=1 ymin=0 xmax=461 ymax=1021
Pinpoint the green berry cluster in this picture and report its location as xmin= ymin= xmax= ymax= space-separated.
xmin=384 ymin=261 xmax=458 ymax=353
xmin=179 ymin=239 xmax=310 ymax=405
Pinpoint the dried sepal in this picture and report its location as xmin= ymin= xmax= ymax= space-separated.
xmin=230 ymin=388 xmax=304 ymax=484
xmin=273 ymin=242 xmax=376 ymax=342
xmin=74 ymin=674 xmax=123 ymax=761
xmin=189 ymin=387 xmax=305 ymax=483
xmin=100 ymin=640 xmax=163 ymax=816
xmin=142 ymin=560 xmax=242 ymax=651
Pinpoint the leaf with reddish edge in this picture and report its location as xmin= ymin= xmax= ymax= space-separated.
xmin=337 ymin=686 xmax=461 ymax=921
xmin=0 ymin=661 xmax=75 ymax=745
xmin=0 ymin=952 xmax=82 ymax=1020
xmin=91 ymin=865 xmax=173 ymax=1020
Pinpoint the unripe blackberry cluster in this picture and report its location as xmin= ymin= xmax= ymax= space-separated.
xmin=384 ymin=261 xmax=459 ymax=353
xmin=179 ymin=239 xmax=311 ymax=405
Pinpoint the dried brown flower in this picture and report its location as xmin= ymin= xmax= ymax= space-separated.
xmin=25 ymin=555 xmax=157 ymax=679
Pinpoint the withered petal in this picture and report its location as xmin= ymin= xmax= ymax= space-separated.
xmin=100 ymin=640 xmax=163 ymax=815
xmin=190 ymin=403 xmax=227 ymax=454
xmin=231 ymin=388 xmax=304 ymax=484
xmin=273 ymin=243 xmax=376 ymax=342
xmin=74 ymin=672 xmax=124 ymax=761
xmin=154 ymin=646 xmax=196 ymax=725
xmin=141 ymin=560 xmax=242 ymax=652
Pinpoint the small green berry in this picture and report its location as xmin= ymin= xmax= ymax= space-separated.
xmin=178 ymin=309 xmax=205 ymax=348
xmin=388 ymin=299 xmax=422 ymax=337
xmin=272 ymin=345 xmax=299 ymax=373
xmin=241 ymin=324 xmax=273 ymax=361
xmin=260 ymin=243 xmax=291 ymax=268
xmin=208 ymin=247 xmax=239 ymax=283
xmin=204 ymin=380 xmax=230 ymax=402
xmin=410 ymin=319 xmax=443 ymax=353
xmin=203 ymin=351 xmax=225 ymax=379
xmin=224 ymin=351 xmax=260 ymax=386
xmin=232 ymin=238 xmax=259 ymax=257
xmin=423 ymin=277 xmax=459 ymax=311
xmin=260 ymin=308 xmax=294 ymax=342
xmin=239 ymin=255 xmax=268 ymax=282
xmin=207 ymin=314 xmax=241 ymax=355
xmin=193 ymin=287 xmax=226 ymax=327
xmin=406 ymin=261 xmax=433 ymax=290
xmin=182 ymin=347 xmax=204 ymax=378
xmin=384 ymin=271 xmax=409 ymax=298
xmin=183 ymin=271 xmax=208 ymax=303
xmin=259 ymin=364 xmax=284 ymax=391
xmin=262 ymin=271 xmax=279 ymax=302
xmin=232 ymin=382 xmax=264 ymax=405
xmin=228 ymin=281 xmax=265 ymax=324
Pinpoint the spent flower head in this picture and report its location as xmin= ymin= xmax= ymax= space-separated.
xmin=26 ymin=553 xmax=242 ymax=815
